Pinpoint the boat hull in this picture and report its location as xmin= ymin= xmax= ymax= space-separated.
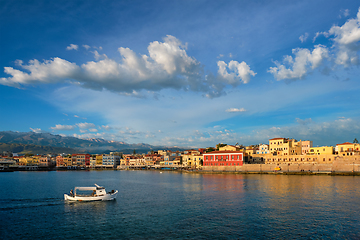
xmin=64 ymin=190 xmax=118 ymax=201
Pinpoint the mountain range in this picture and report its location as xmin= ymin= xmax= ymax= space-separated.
xmin=0 ymin=131 xmax=186 ymax=154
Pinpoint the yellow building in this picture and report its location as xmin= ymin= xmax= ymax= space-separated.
xmin=309 ymin=146 xmax=334 ymax=155
xmin=63 ymin=157 xmax=72 ymax=166
xmin=18 ymin=157 xmax=27 ymax=166
xmin=219 ymin=145 xmax=241 ymax=151
xmin=336 ymin=142 xmax=360 ymax=156
xmin=24 ymin=156 xmax=40 ymax=166
xmin=269 ymin=138 xmax=302 ymax=156
xmin=96 ymin=155 xmax=103 ymax=166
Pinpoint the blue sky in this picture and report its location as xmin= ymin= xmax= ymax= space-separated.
xmin=1 ymin=0 xmax=360 ymax=148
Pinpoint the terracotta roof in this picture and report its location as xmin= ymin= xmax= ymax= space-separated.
xmin=336 ymin=142 xmax=354 ymax=145
xmin=269 ymin=138 xmax=286 ymax=140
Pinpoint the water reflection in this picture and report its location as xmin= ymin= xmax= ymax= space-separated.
xmin=3 ymin=171 xmax=360 ymax=239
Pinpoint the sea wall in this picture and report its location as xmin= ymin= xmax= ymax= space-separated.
xmin=202 ymin=156 xmax=360 ymax=173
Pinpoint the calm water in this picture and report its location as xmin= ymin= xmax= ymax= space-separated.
xmin=1 ymin=171 xmax=360 ymax=239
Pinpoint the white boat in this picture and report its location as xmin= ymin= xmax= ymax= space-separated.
xmin=64 ymin=184 xmax=118 ymax=201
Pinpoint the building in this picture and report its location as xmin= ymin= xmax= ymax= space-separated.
xmin=102 ymin=154 xmax=120 ymax=167
xmin=63 ymin=156 xmax=72 ymax=167
xmin=90 ymin=156 xmax=96 ymax=168
xmin=203 ymin=151 xmax=243 ymax=167
xmin=96 ymin=155 xmax=103 ymax=166
xmin=336 ymin=142 xmax=360 ymax=156
xmin=56 ymin=155 xmax=64 ymax=167
xmin=256 ymin=144 xmax=269 ymax=154
xmin=163 ymin=155 xmax=176 ymax=166
xmin=188 ymin=154 xmax=203 ymax=168
xmin=301 ymin=140 xmax=313 ymax=155
xmin=72 ymin=154 xmax=91 ymax=167
xmin=219 ymin=145 xmax=241 ymax=151
xmin=269 ymin=138 xmax=302 ymax=156
xmin=309 ymin=146 xmax=334 ymax=155
xmin=39 ymin=156 xmax=50 ymax=167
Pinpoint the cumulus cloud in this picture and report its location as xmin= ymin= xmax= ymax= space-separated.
xmin=76 ymin=122 xmax=96 ymax=129
xmin=66 ymin=44 xmax=78 ymax=51
xmin=268 ymin=45 xmax=329 ymax=80
xmin=217 ymin=60 xmax=256 ymax=85
xmin=270 ymin=8 xmax=360 ymax=80
xmin=325 ymin=7 xmax=360 ymax=66
xmin=1 ymin=35 xmax=255 ymax=98
xmin=226 ymin=108 xmax=246 ymax=113
xmin=50 ymin=124 xmax=75 ymax=130
xmin=0 ymin=58 xmax=80 ymax=88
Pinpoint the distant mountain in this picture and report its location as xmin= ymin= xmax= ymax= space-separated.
xmin=0 ymin=142 xmax=77 ymax=155
xmin=0 ymin=131 xmax=186 ymax=154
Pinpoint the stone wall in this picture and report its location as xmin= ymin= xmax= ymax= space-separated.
xmin=202 ymin=156 xmax=360 ymax=173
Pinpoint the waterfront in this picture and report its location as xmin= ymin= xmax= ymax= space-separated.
xmin=1 ymin=171 xmax=360 ymax=239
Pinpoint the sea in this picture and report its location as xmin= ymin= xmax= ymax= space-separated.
xmin=1 ymin=170 xmax=360 ymax=239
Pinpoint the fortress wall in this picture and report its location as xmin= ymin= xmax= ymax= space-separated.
xmin=202 ymin=156 xmax=360 ymax=173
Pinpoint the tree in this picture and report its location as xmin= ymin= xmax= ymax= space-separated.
xmin=216 ymin=143 xmax=227 ymax=150
xmin=133 ymin=149 xmax=136 ymax=155
xmin=206 ymin=147 xmax=215 ymax=153
xmin=354 ymin=138 xmax=359 ymax=143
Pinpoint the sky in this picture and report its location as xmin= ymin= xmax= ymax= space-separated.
xmin=1 ymin=0 xmax=360 ymax=148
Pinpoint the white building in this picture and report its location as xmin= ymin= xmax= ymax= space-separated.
xmin=102 ymin=154 xmax=120 ymax=167
xmin=256 ymin=144 xmax=269 ymax=154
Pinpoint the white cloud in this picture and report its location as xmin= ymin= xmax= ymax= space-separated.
xmin=246 ymin=117 xmax=360 ymax=146
xmin=82 ymin=45 xmax=91 ymax=50
xmin=325 ymin=7 xmax=360 ymax=66
xmin=0 ymin=58 xmax=80 ymax=88
xmin=299 ymin=33 xmax=309 ymax=43
xmin=66 ymin=44 xmax=78 ymax=51
xmin=339 ymin=9 xmax=350 ymax=18
xmin=271 ymin=8 xmax=360 ymax=81
xmin=73 ymin=132 xmax=105 ymax=140
xmin=92 ymin=50 xmax=107 ymax=60
xmin=50 ymin=124 xmax=75 ymax=130
xmin=217 ymin=60 xmax=256 ymax=85
xmin=226 ymin=108 xmax=246 ymax=113
xmin=1 ymin=35 xmax=254 ymax=98
xmin=30 ymin=127 xmax=43 ymax=133
xmin=76 ymin=122 xmax=96 ymax=129
xmin=89 ymin=128 xmax=98 ymax=132
xmin=101 ymin=125 xmax=112 ymax=131
xmin=268 ymin=45 xmax=329 ymax=80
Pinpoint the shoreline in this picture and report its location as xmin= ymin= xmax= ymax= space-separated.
xmin=3 ymin=165 xmax=360 ymax=176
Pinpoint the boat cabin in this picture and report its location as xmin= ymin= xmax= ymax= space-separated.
xmin=74 ymin=184 xmax=106 ymax=197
